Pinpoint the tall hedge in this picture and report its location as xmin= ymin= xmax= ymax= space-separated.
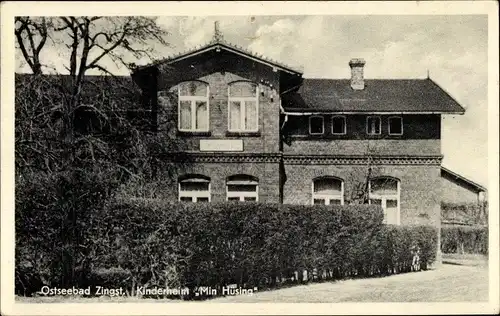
xmin=85 ymin=200 xmax=436 ymax=299
xmin=441 ymin=225 xmax=488 ymax=254
xmin=16 ymin=199 xmax=438 ymax=298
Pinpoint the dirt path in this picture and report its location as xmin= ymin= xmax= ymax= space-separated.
xmin=212 ymin=264 xmax=488 ymax=303
xmin=16 ymin=262 xmax=488 ymax=303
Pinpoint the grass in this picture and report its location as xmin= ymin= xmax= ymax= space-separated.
xmin=16 ymin=258 xmax=488 ymax=303
xmin=442 ymin=253 xmax=488 ymax=266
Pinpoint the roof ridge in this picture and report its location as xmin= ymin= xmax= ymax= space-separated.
xmin=441 ymin=166 xmax=487 ymax=191
xmin=134 ymin=39 xmax=304 ymax=74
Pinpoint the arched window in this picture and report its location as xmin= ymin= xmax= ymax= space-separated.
xmin=226 ymin=175 xmax=258 ymax=201
xmin=178 ymin=175 xmax=211 ymax=202
xmin=312 ymin=177 xmax=344 ymax=205
xmin=369 ymin=177 xmax=400 ymax=224
xmin=178 ymin=81 xmax=209 ymax=132
xmin=228 ymin=81 xmax=259 ymax=132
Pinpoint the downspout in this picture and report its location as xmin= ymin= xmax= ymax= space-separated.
xmin=279 ymin=100 xmax=288 ymax=204
xmin=280 ymin=83 xmax=303 ymax=96
xmin=280 ymin=102 xmax=289 ymax=130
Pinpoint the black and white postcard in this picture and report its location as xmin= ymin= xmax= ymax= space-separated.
xmin=1 ymin=1 xmax=498 ymax=315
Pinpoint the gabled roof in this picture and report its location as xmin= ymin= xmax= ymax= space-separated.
xmin=281 ymin=78 xmax=466 ymax=114
xmin=132 ymin=38 xmax=304 ymax=75
xmin=441 ymin=166 xmax=487 ymax=192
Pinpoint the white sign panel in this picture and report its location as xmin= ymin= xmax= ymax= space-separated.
xmin=199 ymin=139 xmax=243 ymax=152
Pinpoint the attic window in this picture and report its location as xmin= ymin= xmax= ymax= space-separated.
xmin=309 ymin=116 xmax=324 ymax=135
xmin=388 ymin=116 xmax=403 ymax=135
xmin=178 ymin=81 xmax=209 ymax=132
xmin=228 ymin=82 xmax=259 ymax=132
xmin=366 ymin=116 xmax=381 ymax=135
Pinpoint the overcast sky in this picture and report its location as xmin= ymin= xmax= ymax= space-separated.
xmin=15 ymin=15 xmax=488 ymax=187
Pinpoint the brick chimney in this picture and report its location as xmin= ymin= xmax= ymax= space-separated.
xmin=349 ymin=58 xmax=366 ymax=90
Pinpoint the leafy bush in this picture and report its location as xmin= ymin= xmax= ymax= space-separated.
xmin=15 ymin=167 xmax=119 ymax=296
xmin=441 ymin=225 xmax=488 ymax=254
xmin=373 ymin=225 xmax=438 ymax=273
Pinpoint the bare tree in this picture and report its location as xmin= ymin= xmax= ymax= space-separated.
xmin=15 ymin=17 xmax=51 ymax=75
xmin=15 ymin=16 xmax=172 ymax=292
xmin=15 ymin=17 xmax=168 ymax=143
xmin=346 ymin=141 xmax=379 ymax=205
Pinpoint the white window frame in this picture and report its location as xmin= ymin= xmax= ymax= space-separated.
xmin=178 ymin=177 xmax=211 ymax=202
xmin=368 ymin=178 xmax=400 ymax=225
xmin=331 ymin=115 xmax=347 ymax=135
xmin=178 ymin=81 xmax=210 ymax=132
xmin=227 ymin=82 xmax=259 ymax=132
xmin=311 ymin=177 xmax=344 ymax=205
xmin=388 ymin=116 xmax=403 ymax=135
xmin=226 ymin=177 xmax=259 ymax=202
xmin=366 ymin=116 xmax=382 ymax=135
xmin=309 ymin=115 xmax=324 ymax=135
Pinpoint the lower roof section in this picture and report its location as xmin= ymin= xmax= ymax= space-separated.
xmin=281 ymin=78 xmax=466 ymax=114
xmin=441 ymin=166 xmax=487 ymax=192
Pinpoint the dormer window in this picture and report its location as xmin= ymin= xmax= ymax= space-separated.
xmin=228 ymin=81 xmax=259 ymax=132
xmin=178 ymin=81 xmax=209 ymax=132
xmin=309 ymin=116 xmax=324 ymax=135
xmin=331 ymin=116 xmax=346 ymax=135
xmin=388 ymin=116 xmax=403 ymax=135
xmin=366 ymin=116 xmax=381 ymax=135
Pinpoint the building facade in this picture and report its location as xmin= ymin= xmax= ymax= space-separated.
xmin=131 ymin=31 xmax=465 ymax=230
xmin=441 ymin=167 xmax=487 ymax=205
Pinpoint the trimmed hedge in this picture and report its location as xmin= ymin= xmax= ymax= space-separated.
xmin=16 ymin=198 xmax=438 ymax=298
xmin=441 ymin=225 xmax=488 ymax=254
xmin=86 ymin=200 xmax=437 ymax=299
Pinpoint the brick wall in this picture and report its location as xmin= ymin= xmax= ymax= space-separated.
xmin=441 ymin=176 xmax=482 ymax=204
xmin=149 ymin=51 xmax=443 ymax=232
xmin=283 ymin=114 xmax=441 ymax=156
xmin=283 ymin=139 xmax=441 ymax=156
xmin=159 ymin=161 xmax=281 ymax=203
xmin=282 ymin=163 xmax=442 ymax=227
xmin=159 ymin=159 xmax=442 ymax=228
xmin=157 ymin=53 xmax=281 ymax=154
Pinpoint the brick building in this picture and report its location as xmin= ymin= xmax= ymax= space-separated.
xmin=130 ymin=29 xmax=465 ymax=232
xmin=441 ymin=166 xmax=487 ymax=205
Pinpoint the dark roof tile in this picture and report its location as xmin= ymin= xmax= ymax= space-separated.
xmin=282 ymin=78 xmax=465 ymax=114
